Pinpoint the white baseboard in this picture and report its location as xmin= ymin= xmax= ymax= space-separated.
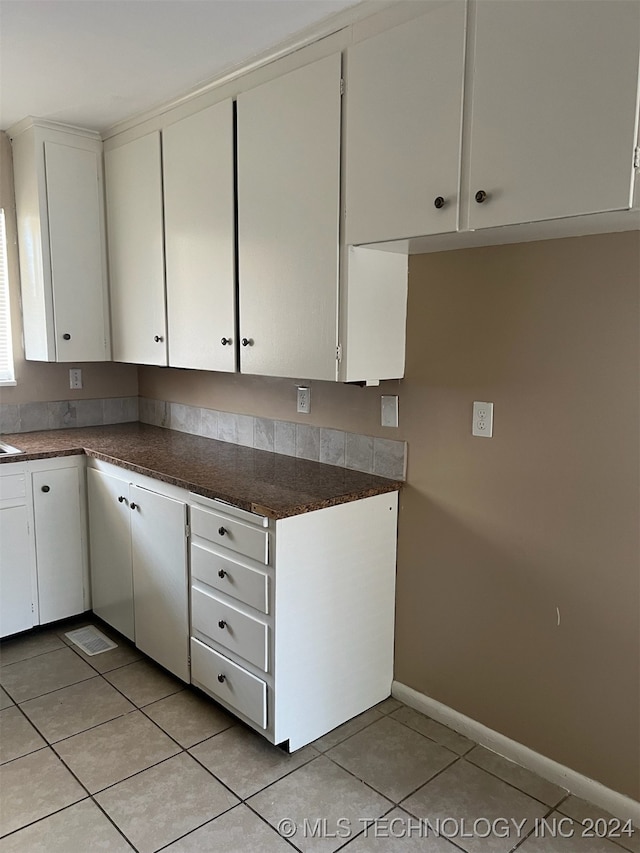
xmin=392 ymin=681 xmax=640 ymax=825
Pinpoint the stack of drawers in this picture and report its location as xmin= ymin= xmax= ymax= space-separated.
xmin=189 ymin=495 xmax=272 ymax=731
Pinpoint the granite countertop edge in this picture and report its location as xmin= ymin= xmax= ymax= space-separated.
xmin=0 ymin=424 xmax=402 ymax=520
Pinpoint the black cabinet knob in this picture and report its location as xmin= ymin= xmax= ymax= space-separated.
xmin=434 ymin=196 xmax=446 ymax=209
xmin=218 ymin=620 xmax=226 ymax=629
xmin=154 ymin=335 xmax=164 ymax=343
xmin=217 ymin=673 xmax=226 ymax=683
xmin=218 ymin=569 xmax=226 ymax=578
xmin=118 ymin=495 xmax=126 ymax=503
xmin=475 ymin=190 xmax=488 ymax=204
xmin=218 ymin=526 xmax=226 ymax=536
xmin=241 ymin=338 xmax=253 ymax=347
xmin=221 ymin=337 xmax=231 ymax=346
xmin=130 ymin=502 xmax=138 ymax=510
xmin=41 ymin=485 xmax=50 ymax=493
xmin=62 ymin=333 xmax=71 ymax=340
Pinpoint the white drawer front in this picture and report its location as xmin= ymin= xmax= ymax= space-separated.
xmin=191 ymin=543 xmax=269 ymax=614
xmin=0 ymin=474 xmax=26 ymax=501
xmin=191 ymin=637 xmax=267 ymax=729
xmin=191 ymin=505 xmax=268 ymax=564
xmin=192 ymin=584 xmax=268 ymax=671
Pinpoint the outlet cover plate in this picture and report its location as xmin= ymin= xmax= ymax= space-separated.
xmin=472 ymin=401 xmax=493 ymax=437
xmin=297 ymin=386 xmax=310 ymax=414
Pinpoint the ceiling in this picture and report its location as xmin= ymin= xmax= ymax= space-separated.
xmin=0 ymin=0 xmax=361 ymax=133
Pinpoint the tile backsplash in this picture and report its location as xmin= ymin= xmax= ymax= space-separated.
xmin=0 ymin=395 xmax=406 ymax=480
xmin=140 ymin=397 xmax=407 ymax=480
xmin=0 ymin=397 xmax=139 ymax=434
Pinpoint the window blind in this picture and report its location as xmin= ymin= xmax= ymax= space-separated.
xmin=0 ymin=208 xmax=16 ymax=384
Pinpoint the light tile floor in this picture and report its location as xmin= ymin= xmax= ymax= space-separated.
xmin=0 ymin=619 xmax=638 ymax=853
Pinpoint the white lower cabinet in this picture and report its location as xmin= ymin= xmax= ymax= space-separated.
xmin=87 ymin=467 xmax=135 ymax=641
xmin=87 ymin=461 xmax=189 ymax=681
xmin=189 ymin=489 xmax=399 ymax=751
xmin=0 ymin=464 xmax=37 ymax=638
xmin=0 ymin=456 xmax=88 ymax=638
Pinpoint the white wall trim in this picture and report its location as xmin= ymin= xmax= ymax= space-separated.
xmin=392 ymin=681 xmax=640 ymax=825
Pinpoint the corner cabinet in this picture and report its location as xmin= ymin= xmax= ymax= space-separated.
xmin=87 ymin=461 xmax=189 ymax=682
xmin=10 ymin=119 xmax=110 ymax=362
xmin=104 ymin=132 xmax=167 ymax=366
xmin=237 ymin=54 xmax=342 ymax=381
xmin=0 ymin=456 xmax=89 ymax=639
xmin=189 ymin=491 xmax=399 ymax=751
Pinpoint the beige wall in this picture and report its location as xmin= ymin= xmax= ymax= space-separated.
xmin=0 ymin=131 xmax=138 ymax=405
xmin=397 ymin=232 xmax=639 ymax=800
xmin=142 ymin=231 xmax=640 ymax=799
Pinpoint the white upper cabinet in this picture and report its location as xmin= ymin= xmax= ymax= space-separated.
xmin=105 ymin=131 xmax=167 ymax=365
xmin=163 ymin=102 xmax=236 ymax=372
xmin=345 ymin=1 xmax=467 ymax=244
xmin=464 ymin=0 xmax=640 ymax=229
xmin=237 ymin=54 xmax=342 ymax=381
xmin=10 ymin=120 xmax=110 ymax=362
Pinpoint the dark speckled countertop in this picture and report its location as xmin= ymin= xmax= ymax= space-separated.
xmin=0 ymin=423 xmax=401 ymax=519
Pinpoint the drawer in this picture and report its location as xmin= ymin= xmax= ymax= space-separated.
xmin=192 ymin=584 xmax=268 ymax=671
xmin=0 ymin=474 xmax=26 ymax=501
xmin=191 ymin=637 xmax=267 ymax=729
xmin=191 ymin=542 xmax=269 ymax=614
xmin=191 ymin=505 xmax=268 ymax=564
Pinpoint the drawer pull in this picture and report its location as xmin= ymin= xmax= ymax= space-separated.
xmin=218 ymin=569 xmax=227 ymax=578
xmin=41 ymin=485 xmax=50 ymax=493
xmin=217 ymin=673 xmax=226 ymax=683
xmin=218 ymin=620 xmax=227 ymax=630
xmin=218 ymin=526 xmax=227 ymax=536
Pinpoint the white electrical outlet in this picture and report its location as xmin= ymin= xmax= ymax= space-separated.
xmin=381 ymin=395 xmax=399 ymax=428
xmin=472 ymin=401 xmax=493 ymax=437
xmin=69 ymin=368 xmax=83 ymax=390
xmin=297 ymin=386 xmax=310 ymax=414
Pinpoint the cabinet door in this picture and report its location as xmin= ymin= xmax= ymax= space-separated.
xmin=87 ymin=468 xmax=134 ymax=641
xmin=32 ymin=467 xmax=85 ymax=624
xmin=345 ymin=1 xmax=466 ymax=244
xmin=44 ymin=141 xmax=109 ymax=361
xmin=237 ymin=54 xmax=341 ymax=380
xmin=105 ymin=132 xmax=167 ymax=365
xmin=0 ymin=505 xmax=35 ymax=638
xmin=164 ymin=102 xmax=236 ymax=372
xmin=130 ymin=485 xmax=188 ymax=681
xmin=465 ymin=0 xmax=640 ymax=229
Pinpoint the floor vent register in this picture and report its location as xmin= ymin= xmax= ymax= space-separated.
xmin=64 ymin=626 xmax=118 ymax=656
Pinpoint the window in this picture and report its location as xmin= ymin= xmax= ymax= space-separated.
xmin=0 ymin=208 xmax=16 ymax=385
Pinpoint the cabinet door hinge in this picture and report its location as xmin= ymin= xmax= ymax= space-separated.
xmin=634 ymin=146 xmax=640 ymax=169
xmin=340 ymin=77 xmax=345 ymax=96
xmin=185 ymin=523 xmax=190 ymax=538
xmin=336 ymin=344 xmax=343 ymax=363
